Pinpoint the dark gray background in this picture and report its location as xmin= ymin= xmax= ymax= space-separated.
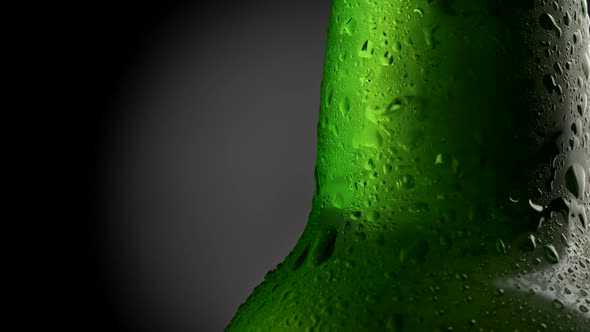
xmin=86 ymin=1 xmax=331 ymax=331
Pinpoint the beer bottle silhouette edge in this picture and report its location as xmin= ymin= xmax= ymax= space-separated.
xmin=227 ymin=0 xmax=590 ymax=330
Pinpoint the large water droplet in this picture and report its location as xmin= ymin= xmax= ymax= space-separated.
xmin=563 ymin=11 xmax=571 ymax=26
xmin=380 ymin=51 xmax=394 ymax=65
xmin=573 ymin=30 xmax=582 ymax=44
xmin=312 ymin=227 xmax=337 ymax=266
xmin=537 ymin=216 xmax=545 ymax=231
xmin=539 ymin=13 xmax=562 ymax=38
xmin=560 ymin=233 xmax=570 ymax=247
xmin=544 ymin=244 xmax=559 ymax=264
xmin=571 ymin=121 xmax=578 ymax=135
xmin=553 ymin=299 xmax=565 ymax=310
xmin=293 ymin=245 xmax=310 ymax=271
xmin=352 ymin=126 xmax=382 ymax=148
xmin=580 ymin=208 xmax=588 ymax=229
xmin=496 ymin=239 xmax=507 ymax=255
xmin=543 ymin=74 xmax=558 ymax=93
xmin=340 ymin=17 xmax=356 ymax=36
xmin=352 ymin=231 xmax=367 ymax=241
xmin=423 ymin=24 xmax=438 ymax=49
xmin=387 ymin=97 xmax=403 ymax=112
xmin=565 ymin=163 xmax=586 ymax=199
xmin=331 ymin=192 xmax=344 ymax=208
xmin=401 ymin=174 xmax=415 ymax=189
xmin=529 ymin=199 xmax=544 ymax=212
xmin=554 ymin=62 xmax=563 ymax=75
xmin=358 ymin=40 xmax=374 ymax=58
xmin=434 ymin=153 xmax=444 ymax=165
xmin=339 ymin=96 xmax=351 ymax=117
xmin=582 ymin=53 xmax=590 ymax=80
xmin=527 ymin=234 xmax=537 ymax=250
xmin=366 ymin=210 xmax=380 ymax=222
xmin=580 ymin=94 xmax=588 ymax=115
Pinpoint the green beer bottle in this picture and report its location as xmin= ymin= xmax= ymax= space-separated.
xmin=227 ymin=0 xmax=590 ymax=330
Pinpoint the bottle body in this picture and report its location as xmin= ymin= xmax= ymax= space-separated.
xmin=227 ymin=0 xmax=590 ymax=330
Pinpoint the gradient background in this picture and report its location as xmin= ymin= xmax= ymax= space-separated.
xmin=68 ymin=0 xmax=331 ymax=331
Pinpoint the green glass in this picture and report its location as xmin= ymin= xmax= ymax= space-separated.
xmin=227 ymin=0 xmax=590 ymax=330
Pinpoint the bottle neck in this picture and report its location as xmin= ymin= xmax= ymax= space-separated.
xmin=311 ymin=0 xmax=589 ymax=236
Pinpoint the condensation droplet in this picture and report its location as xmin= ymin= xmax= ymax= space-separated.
xmin=553 ymin=299 xmax=565 ymax=310
xmin=560 ymin=233 xmax=570 ymax=247
xmin=435 ymin=153 xmax=444 ymax=165
xmin=527 ymin=234 xmax=537 ymax=250
xmin=358 ymin=40 xmax=374 ymax=58
xmin=529 ymin=199 xmax=544 ymax=212
xmin=582 ymin=53 xmax=590 ymax=80
xmin=554 ymin=62 xmax=563 ymax=75
xmin=366 ymin=210 xmax=380 ymax=222
xmin=571 ymin=121 xmax=578 ymax=135
xmin=537 ymin=216 xmax=545 ymax=231
xmin=380 ymin=51 xmax=394 ymax=65
xmin=340 ymin=17 xmax=355 ymax=36
xmin=353 ymin=231 xmax=367 ymax=241
xmin=565 ymin=163 xmax=586 ymax=199
xmin=543 ymin=74 xmax=558 ymax=93
xmin=312 ymin=227 xmax=337 ymax=266
xmin=496 ymin=239 xmax=507 ymax=255
xmin=401 ymin=174 xmax=415 ymax=189
xmin=563 ymin=11 xmax=571 ymax=26
xmin=339 ymin=96 xmax=351 ymax=117
xmin=544 ymin=244 xmax=559 ymax=264
xmin=573 ymin=30 xmax=581 ymax=44
xmin=539 ymin=13 xmax=562 ymax=38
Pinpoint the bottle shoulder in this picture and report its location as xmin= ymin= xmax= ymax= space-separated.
xmin=227 ymin=209 xmax=590 ymax=331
